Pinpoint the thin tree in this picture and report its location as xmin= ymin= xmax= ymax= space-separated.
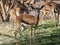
xmin=0 ymin=0 xmax=7 ymax=21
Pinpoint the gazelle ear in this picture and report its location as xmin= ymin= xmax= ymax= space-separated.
xmin=39 ymin=5 xmax=44 ymax=10
xmin=30 ymin=5 xmax=35 ymax=10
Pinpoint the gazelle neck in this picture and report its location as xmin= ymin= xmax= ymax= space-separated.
xmin=34 ymin=8 xmax=40 ymax=25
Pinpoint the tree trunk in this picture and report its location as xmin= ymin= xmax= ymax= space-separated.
xmin=0 ymin=13 xmax=5 ymax=22
xmin=0 ymin=0 xmax=7 ymax=21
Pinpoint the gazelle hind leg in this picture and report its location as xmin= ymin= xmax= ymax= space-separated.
xmin=51 ymin=11 xmax=56 ymax=26
xmin=40 ymin=13 xmax=45 ymax=23
xmin=14 ymin=30 xmax=18 ymax=45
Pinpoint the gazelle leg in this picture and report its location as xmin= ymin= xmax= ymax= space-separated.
xmin=14 ymin=17 xmax=21 ymax=45
xmin=50 ymin=11 xmax=55 ymax=23
xmin=40 ymin=11 xmax=46 ymax=23
xmin=53 ymin=13 xmax=55 ymax=22
xmin=14 ymin=19 xmax=22 ymax=45
xmin=12 ymin=17 xmax=14 ymax=30
xmin=51 ymin=11 xmax=56 ymax=26
xmin=14 ymin=30 xmax=18 ymax=45
xmin=16 ymin=19 xmax=22 ymax=37
xmin=10 ymin=17 xmax=14 ymax=31
xmin=33 ymin=26 xmax=37 ymax=45
xmin=57 ymin=13 xmax=59 ymax=27
xmin=18 ymin=24 xmax=22 ymax=37
xmin=30 ymin=25 xmax=32 ymax=45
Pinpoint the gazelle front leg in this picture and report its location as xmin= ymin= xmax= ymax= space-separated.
xmin=14 ymin=22 xmax=22 ymax=45
xmin=30 ymin=25 xmax=32 ymax=45
xmin=51 ymin=11 xmax=56 ymax=22
xmin=14 ymin=30 xmax=18 ymax=45
xmin=40 ymin=11 xmax=46 ymax=23
xmin=14 ymin=16 xmax=21 ymax=45
xmin=16 ymin=17 xmax=22 ymax=37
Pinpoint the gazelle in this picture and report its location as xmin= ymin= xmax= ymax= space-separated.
xmin=54 ymin=3 xmax=60 ymax=26
xmin=40 ymin=1 xmax=60 ymax=26
xmin=40 ymin=1 xmax=56 ymax=23
xmin=9 ymin=4 xmax=43 ymax=45
xmin=15 ymin=8 xmax=40 ymax=45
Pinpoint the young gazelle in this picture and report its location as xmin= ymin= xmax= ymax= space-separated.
xmin=40 ymin=2 xmax=56 ymax=23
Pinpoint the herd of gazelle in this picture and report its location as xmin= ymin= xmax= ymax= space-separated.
xmin=0 ymin=0 xmax=60 ymax=45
